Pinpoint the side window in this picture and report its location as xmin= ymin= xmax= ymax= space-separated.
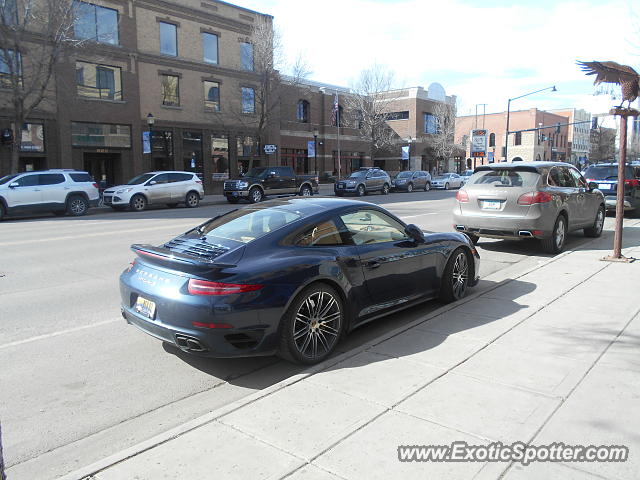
xmin=340 ymin=210 xmax=407 ymax=245
xmin=39 ymin=173 xmax=65 ymax=185
xmin=569 ymin=168 xmax=587 ymax=188
xmin=295 ymin=220 xmax=348 ymax=247
xmin=15 ymin=174 xmax=39 ymax=187
xmin=560 ymin=168 xmax=576 ymax=188
xmin=547 ymin=168 xmax=562 ymax=187
xmin=169 ymin=173 xmax=191 ymax=183
xmin=70 ymin=173 xmax=93 ymax=182
xmin=151 ymin=173 xmax=169 ymax=184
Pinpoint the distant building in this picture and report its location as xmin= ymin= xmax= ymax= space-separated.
xmin=549 ymin=108 xmax=591 ymax=166
xmin=455 ymin=108 xmax=570 ymax=166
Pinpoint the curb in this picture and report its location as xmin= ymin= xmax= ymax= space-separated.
xmin=58 ymin=224 xmax=632 ymax=480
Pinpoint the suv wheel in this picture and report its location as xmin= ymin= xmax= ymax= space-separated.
xmin=584 ymin=206 xmax=605 ymax=238
xmin=357 ymin=184 xmax=365 ymax=197
xmin=67 ymin=195 xmax=89 ymax=216
xmin=130 ymin=194 xmax=147 ymax=212
xmin=542 ymin=215 xmax=567 ymax=253
xmin=185 ymin=192 xmax=200 ymax=208
xmin=249 ymin=187 xmax=263 ymax=203
xmin=300 ymin=185 xmax=312 ymax=197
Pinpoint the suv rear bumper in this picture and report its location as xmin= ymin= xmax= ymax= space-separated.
xmin=604 ymin=195 xmax=637 ymax=211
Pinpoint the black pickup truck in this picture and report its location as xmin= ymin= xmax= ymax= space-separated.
xmin=223 ymin=166 xmax=319 ymax=203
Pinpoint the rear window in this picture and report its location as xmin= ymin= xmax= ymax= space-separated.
xmin=467 ymin=169 xmax=540 ymax=188
xmin=70 ymin=173 xmax=93 ymax=182
xmin=169 ymin=173 xmax=193 ymax=182
xmin=583 ymin=165 xmax=634 ymax=180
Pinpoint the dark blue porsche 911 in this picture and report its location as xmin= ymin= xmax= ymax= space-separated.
xmin=120 ymin=197 xmax=480 ymax=364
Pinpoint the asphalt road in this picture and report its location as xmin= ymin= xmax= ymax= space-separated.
xmin=0 ymin=189 xmax=608 ymax=479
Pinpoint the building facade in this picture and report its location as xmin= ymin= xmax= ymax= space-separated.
xmin=455 ymin=108 xmax=570 ymax=166
xmin=550 ymin=108 xmax=591 ymax=166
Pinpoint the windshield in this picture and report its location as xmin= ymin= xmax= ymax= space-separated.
xmin=396 ymin=172 xmax=412 ymax=179
xmin=0 ymin=174 xmax=19 ymax=185
xmin=127 ymin=173 xmax=155 ymax=185
xmin=583 ymin=165 xmax=634 ymax=180
xmin=198 ymin=207 xmax=302 ymax=244
xmin=348 ymin=171 xmax=367 ymax=178
xmin=467 ymin=169 xmax=540 ymax=188
xmin=244 ymin=167 xmax=268 ymax=177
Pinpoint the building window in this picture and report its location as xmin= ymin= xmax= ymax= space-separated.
xmin=202 ymin=32 xmax=218 ymax=64
xmin=296 ymin=100 xmax=309 ymax=123
xmin=0 ymin=49 xmax=21 ymax=86
xmin=241 ymin=87 xmax=255 ymax=113
xmin=75 ymin=61 xmax=122 ymax=100
xmin=204 ymin=81 xmax=220 ymax=111
xmin=20 ymin=123 xmax=45 ymax=152
xmin=240 ymin=42 xmax=253 ymax=71
xmin=489 ymin=132 xmax=495 ymax=147
xmin=211 ymin=135 xmax=229 ymax=179
xmin=386 ymin=111 xmax=409 ymax=120
xmin=159 ymin=22 xmax=177 ymax=56
xmin=71 ymin=122 xmax=131 ymax=148
xmin=515 ymin=131 xmax=522 ymax=145
xmin=74 ymin=1 xmax=119 ymax=45
xmin=424 ymin=113 xmax=439 ymax=134
xmin=161 ymin=75 xmax=179 ymax=106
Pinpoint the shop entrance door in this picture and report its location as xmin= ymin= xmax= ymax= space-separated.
xmin=83 ymin=152 xmax=120 ymax=188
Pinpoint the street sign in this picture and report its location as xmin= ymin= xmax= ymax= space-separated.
xmin=264 ymin=144 xmax=277 ymax=155
xmin=307 ymin=140 xmax=315 ymax=157
xmin=142 ymin=131 xmax=151 ymax=154
xmin=471 ymin=129 xmax=487 ymax=158
xmin=401 ymin=145 xmax=409 ymax=160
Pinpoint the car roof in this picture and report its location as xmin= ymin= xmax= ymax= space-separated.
xmin=476 ymin=161 xmax=574 ymax=173
xmin=235 ymin=197 xmax=382 ymax=216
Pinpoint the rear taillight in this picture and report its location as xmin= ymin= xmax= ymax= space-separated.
xmin=92 ymin=183 xmax=99 ymax=189
xmin=624 ymin=179 xmax=640 ymax=187
xmin=517 ymin=191 xmax=553 ymax=205
xmin=192 ymin=321 xmax=233 ymax=329
xmin=187 ymin=279 xmax=263 ymax=296
xmin=456 ymin=190 xmax=469 ymax=203
xmin=195 ymin=180 xmax=203 ymax=184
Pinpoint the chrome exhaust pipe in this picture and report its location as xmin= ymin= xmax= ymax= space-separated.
xmin=518 ymin=231 xmax=533 ymax=237
xmin=175 ymin=335 xmax=207 ymax=352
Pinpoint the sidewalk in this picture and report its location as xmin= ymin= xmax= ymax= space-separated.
xmin=69 ymin=222 xmax=640 ymax=480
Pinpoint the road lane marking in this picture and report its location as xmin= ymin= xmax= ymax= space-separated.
xmin=401 ymin=213 xmax=443 ymax=218
xmin=0 ymin=319 xmax=120 ymax=350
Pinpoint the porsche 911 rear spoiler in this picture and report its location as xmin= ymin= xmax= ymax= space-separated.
xmin=131 ymin=244 xmax=237 ymax=270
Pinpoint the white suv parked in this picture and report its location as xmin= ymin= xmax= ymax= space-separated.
xmin=0 ymin=169 xmax=99 ymax=220
xmin=103 ymin=171 xmax=204 ymax=212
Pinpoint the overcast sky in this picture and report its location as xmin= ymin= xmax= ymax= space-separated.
xmin=230 ymin=0 xmax=639 ymax=122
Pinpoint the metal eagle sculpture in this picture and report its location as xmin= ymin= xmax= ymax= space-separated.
xmin=577 ymin=60 xmax=640 ymax=108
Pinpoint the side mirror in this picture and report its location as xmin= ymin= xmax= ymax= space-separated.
xmin=405 ymin=224 xmax=425 ymax=243
xmin=588 ymin=181 xmax=598 ymax=191
xmin=9 ymin=182 xmax=19 ymax=188
xmin=148 ymin=180 xmax=157 ymax=186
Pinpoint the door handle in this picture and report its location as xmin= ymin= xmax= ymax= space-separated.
xmin=365 ymin=260 xmax=381 ymax=269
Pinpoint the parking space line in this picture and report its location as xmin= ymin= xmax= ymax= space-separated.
xmin=0 ymin=319 xmax=120 ymax=350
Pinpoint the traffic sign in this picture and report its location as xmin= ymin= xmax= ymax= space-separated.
xmin=264 ymin=144 xmax=277 ymax=154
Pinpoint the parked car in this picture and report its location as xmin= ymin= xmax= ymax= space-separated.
xmin=0 ymin=169 xmax=99 ymax=220
xmin=453 ymin=162 xmax=605 ymax=253
xmin=583 ymin=163 xmax=640 ymax=214
xmin=431 ymin=173 xmax=463 ymax=190
xmin=223 ymin=166 xmax=318 ymax=204
xmin=103 ymin=171 xmax=204 ymax=212
xmin=334 ymin=167 xmax=391 ymax=196
xmin=391 ymin=171 xmax=432 ymax=192
xmin=120 ymin=197 xmax=480 ymax=364
xmin=460 ymin=170 xmax=474 ymax=186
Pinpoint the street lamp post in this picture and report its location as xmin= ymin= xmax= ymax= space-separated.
xmin=146 ymin=113 xmax=155 ymax=170
xmin=504 ymin=86 xmax=556 ymax=162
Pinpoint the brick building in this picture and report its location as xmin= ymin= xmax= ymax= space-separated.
xmin=550 ymin=108 xmax=592 ymax=166
xmin=455 ymin=108 xmax=570 ymax=167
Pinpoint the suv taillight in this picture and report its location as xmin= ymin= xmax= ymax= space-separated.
xmin=188 ymin=279 xmax=263 ymax=296
xmin=624 ymin=179 xmax=639 ymax=187
xmin=517 ymin=191 xmax=553 ymax=205
xmin=92 ymin=182 xmax=99 ymax=189
xmin=456 ymin=190 xmax=469 ymax=203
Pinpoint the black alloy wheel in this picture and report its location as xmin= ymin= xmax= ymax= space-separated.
xmin=67 ymin=195 xmax=89 ymax=216
xmin=279 ymin=284 xmax=343 ymax=365
xmin=439 ymin=248 xmax=470 ymax=303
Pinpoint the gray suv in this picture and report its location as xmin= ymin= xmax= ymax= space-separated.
xmin=453 ymin=162 xmax=605 ymax=253
xmin=334 ymin=168 xmax=391 ymax=196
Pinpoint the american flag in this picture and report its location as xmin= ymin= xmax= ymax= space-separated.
xmin=331 ymin=93 xmax=339 ymax=126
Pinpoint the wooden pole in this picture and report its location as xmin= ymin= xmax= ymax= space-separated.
xmin=612 ymin=112 xmax=627 ymax=258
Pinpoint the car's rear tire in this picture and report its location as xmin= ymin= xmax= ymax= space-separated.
xmin=185 ymin=191 xmax=200 ymax=208
xmin=300 ymin=185 xmax=312 ymax=197
xmin=424 ymin=182 xmax=431 ymax=191
xmin=439 ymin=248 xmax=471 ymax=303
xmin=444 ymin=183 xmax=450 ymax=190
xmin=227 ymin=197 xmax=239 ymax=204
xmin=357 ymin=184 xmax=365 ymax=197
xmin=382 ymin=183 xmax=390 ymax=195
xmin=167 ymin=203 xmax=179 ymax=208
xmin=130 ymin=194 xmax=147 ymax=212
xmin=584 ymin=205 xmax=605 ymax=237
xmin=278 ymin=283 xmax=344 ymax=365
xmin=541 ymin=215 xmax=567 ymax=253
xmin=407 ymin=183 xmax=413 ymax=193
xmin=249 ymin=187 xmax=263 ymax=203
xmin=67 ymin=195 xmax=89 ymax=216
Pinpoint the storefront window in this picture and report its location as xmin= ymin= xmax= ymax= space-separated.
xmin=151 ymin=130 xmax=173 ymax=171
xmin=237 ymin=136 xmax=257 ymax=174
xmin=281 ymin=148 xmax=309 ymax=174
xmin=211 ymin=135 xmax=229 ymax=180
xmin=183 ymin=131 xmax=203 ymax=180
xmin=20 ymin=123 xmax=45 ymax=152
xmin=71 ymin=122 xmax=131 ymax=148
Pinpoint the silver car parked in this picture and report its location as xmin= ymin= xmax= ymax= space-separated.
xmin=432 ymin=173 xmax=462 ymax=190
xmin=452 ymin=162 xmax=605 ymax=253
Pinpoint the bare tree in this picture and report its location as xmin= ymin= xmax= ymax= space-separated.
xmin=425 ymin=100 xmax=459 ymax=172
xmin=0 ymin=0 xmax=82 ymax=173
xmin=345 ymin=64 xmax=400 ymax=154
xmin=590 ymin=126 xmax=616 ymax=163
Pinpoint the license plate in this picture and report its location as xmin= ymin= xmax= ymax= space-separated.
xmin=598 ymin=183 xmax=611 ymax=190
xmin=232 ymin=191 xmax=239 ymax=197
xmin=134 ymin=296 xmax=156 ymax=319
xmin=481 ymin=200 xmax=501 ymax=210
